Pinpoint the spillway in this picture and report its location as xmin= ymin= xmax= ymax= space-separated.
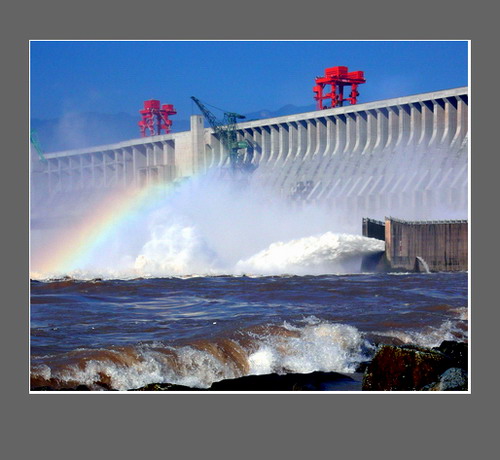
xmin=31 ymin=86 xmax=468 ymax=230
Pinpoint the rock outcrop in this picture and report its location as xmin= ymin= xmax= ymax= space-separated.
xmin=362 ymin=342 xmax=468 ymax=391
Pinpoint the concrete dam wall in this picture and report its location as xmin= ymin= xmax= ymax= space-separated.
xmin=31 ymin=87 xmax=468 ymax=230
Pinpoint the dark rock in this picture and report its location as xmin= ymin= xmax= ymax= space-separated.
xmin=31 ymin=386 xmax=55 ymax=391
xmin=208 ymin=371 xmax=357 ymax=391
xmin=130 ymin=372 xmax=361 ymax=391
xmin=131 ymin=382 xmax=201 ymax=391
xmin=432 ymin=341 xmax=468 ymax=371
xmin=422 ymin=368 xmax=468 ymax=391
xmin=30 ymin=384 xmax=92 ymax=391
xmin=74 ymin=385 xmax=91 ymax=391
xmin=365 ymin=333 xmax=407 ymax=347
xmin=355 ymin=361 xmax=371 ymax=373
xmin=362 ymin=345 xmax=452 ymax=391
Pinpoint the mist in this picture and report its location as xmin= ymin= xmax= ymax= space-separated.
xmin=30 ymin=125 xmax=468 ymax=280
xmin=30 ymin=169 xmax=387 ymax=279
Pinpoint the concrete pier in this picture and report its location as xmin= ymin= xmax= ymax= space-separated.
xmin=362 ymin=217 xmax=468 ymax=272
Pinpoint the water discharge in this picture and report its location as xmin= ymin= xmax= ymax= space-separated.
xmin=31 ymin=173 xmax=385 ymax=280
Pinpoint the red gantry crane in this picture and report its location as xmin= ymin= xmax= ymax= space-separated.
xmin=313 ymin=66 xmax=366 ymax=110
xmin=138 ymin=99 xmax=177 ymax=137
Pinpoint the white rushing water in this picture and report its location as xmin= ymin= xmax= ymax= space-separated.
xmin=32 ymin=175 xmax=385 ymax=280
xmin=236 ymin=232 xmax=384 ymax=276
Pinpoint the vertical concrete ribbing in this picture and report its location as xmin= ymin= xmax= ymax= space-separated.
xmin=260 ymin=126 xmax=272 ymax=165
xmin=57 ymin=158 xmax=62 ymax=192
xmin=419 ymin=101 xmax=434 ymax=147
xmin=252 ymin=127 xmax=262 ymax=167
xmin=385 ymin=107 xmax=399 ymax=151
xmin=41 ymin=88 xmax=468 ymax=222
xmin=276 ymin=124 xmax=289 ymax=163
xmin=333 ymin=115 xmax=346 ymax=155
xmin=408 ymin=103 xmax=421 ymax=149
xmin=47 ymin=159 xmax=54 ymax=193
xmin=441 ymin=98 xmax=457 ymax=147
xmin=429 ymin=99 xmax=445 ymax=148
xmin=112 ymin=149 xmax=120 ymax=187
xmin=397 ymin=105 xmax=411 ymax=150
xmin=353 ymin=111 xmax=368 ymax=154
xmin=281 ymin=120 xmax=308 ymax=189
xmin=374 ymin=109 xmax=388 ymax=152
xmin=302 ymin=120 xmax=316 ymax=160
xmin=132 ymin=146 xmax=145 ymax=187
xmin=450 ymin=96 xmax=467 ymax=150
xmin=285 ymin=122 xmax=297 ymax=164
xmin=362 ymin=110 xmax=377 ymax=155
xmin=313 ymin=118 xmax=326 ymax=157
xmin=343 ymin=113 xmax=356 ymax=154
xmin=210 ymin=132 xmax=224 ymax=168
xmin=323 ymin=117 xmax=334 ymax=157
xmin=292 ymin=119 xmax=322 ymax=185
xmin=264 ymin=125 xmax=276 ymax=165
xmin=90 ymin=154 xmax=96 ymax=189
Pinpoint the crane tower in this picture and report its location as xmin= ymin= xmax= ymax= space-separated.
xmin=191 ymin=96 xmax=253 ymax=173
xmin=313 ymin=66 xmax=366 ymax=110
xmin=138 ymin=99 xmax=177 ymax=137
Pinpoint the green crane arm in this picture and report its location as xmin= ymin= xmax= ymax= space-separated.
xmin=191 ymin=96 xmax=245 ymax=146
xmin=191 ymin=96 xmax=254 ymax=172
xmin=190 ymin=97 xmax=223 ymax=137
xmin=30 ymin=130 xmax=46 ymax=162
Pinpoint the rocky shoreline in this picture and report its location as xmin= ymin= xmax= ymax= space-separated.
xmin=361 ymin=340 xmax=468 ymax=391
xmin=31 ymin=340 xmax=468 ymax=392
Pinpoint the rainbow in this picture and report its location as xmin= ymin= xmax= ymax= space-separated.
xmin=31 ymin=182 xmax=174 ymax=278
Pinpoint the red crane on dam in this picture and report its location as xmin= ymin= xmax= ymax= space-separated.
xmin=313 ymin=66 xmax=366 ymax=110
xmin=138 ymin=99 xmax=177 ymax=137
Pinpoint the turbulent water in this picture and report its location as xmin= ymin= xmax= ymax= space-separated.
xmin=30 ymin=273 xmax=468 ymax=391
xmin=30 ymin=174 xmax=468 ymax=391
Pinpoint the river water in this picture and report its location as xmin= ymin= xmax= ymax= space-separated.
xmin=30 ymin=175 xmax=468 ymax=391
xmin=30 ymin=272 xmax=468 ymax=391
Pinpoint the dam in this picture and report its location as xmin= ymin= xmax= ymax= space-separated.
xmin=31 ymin=86 xmax=468 ymax=232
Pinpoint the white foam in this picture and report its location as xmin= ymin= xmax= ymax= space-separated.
xmin=133 ymin=224 xmax=219 ymax=277
xmin=31 ymin=230 xmax=385 ymax=280
xmin=247 ymin=347 xmax=276 ymax=375
xmin=31 ymin=174 xmax=388 ymax=280
xmin=249 ymin=322 xmax=372 ymax=375
xmin=236 ymin=232 xmax=384 ymax=275
xmin=375 ymin=318 xmax=468 ymax=348
xmin=31 ymin=320 xmax=373 ymax=390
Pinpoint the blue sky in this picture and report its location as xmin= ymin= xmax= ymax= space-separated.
xmin=30 ymin=40 xmax=469 ymax=121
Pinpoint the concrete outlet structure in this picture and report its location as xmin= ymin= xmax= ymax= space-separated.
xmin=362 ymin=217 xmax=468 ymax=272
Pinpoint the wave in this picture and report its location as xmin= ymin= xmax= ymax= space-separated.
xmin=31 ymin=312 xmax=467 ymax=391
xmin=30 ymin=319 xmax=374 ymax=391
xmin=370 ymin=306 xmax=468 ymax=348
